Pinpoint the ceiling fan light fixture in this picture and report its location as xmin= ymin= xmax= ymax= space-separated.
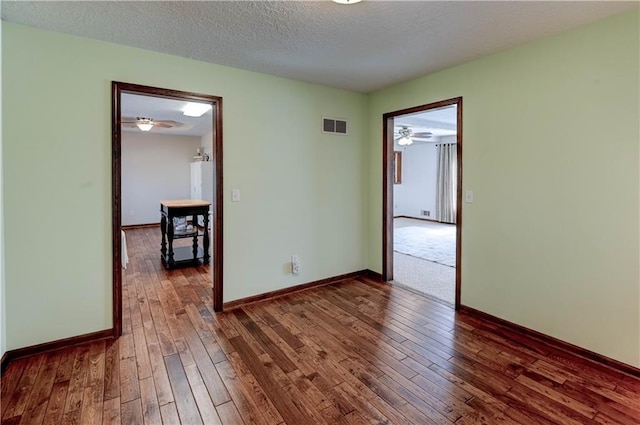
xmin=136 ymin=117 xmax=154 ymax=131
xmin=398 ymin=136 xmax=413 ymax=146
xmin=396 ymin=126 xmax=413 ymax=145
xmin=332 ymin=0 xmax=362 ymax=4
xmin=137 ymin=123 xmax=153 ymax=131
xmin=183 ymin=102 xmax=212 ymax=117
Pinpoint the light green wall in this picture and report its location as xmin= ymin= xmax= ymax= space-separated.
xmin=368 ymin=11 xmax=640 ymax=366
xmin=2 ymin=22 xmax=367 ymax=350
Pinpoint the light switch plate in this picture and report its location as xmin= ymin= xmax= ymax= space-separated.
xmin=465 ymin=190 xmax=473 ymax=203
xmin=232 ymin=189 xmax=240 ymax=202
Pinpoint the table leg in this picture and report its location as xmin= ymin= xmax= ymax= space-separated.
xmin=167 ymin=217 xmax=175 ymax=268
xmin=192 ymin=217 xmax=198 ymax=262
xmin=203 ymin=212 xmax=210 ymax=265
xmin=160 ymin=214 xmax=167 ymax=260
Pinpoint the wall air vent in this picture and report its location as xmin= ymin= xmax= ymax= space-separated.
xmin=322 ymin=117 xmax=348 ymax=135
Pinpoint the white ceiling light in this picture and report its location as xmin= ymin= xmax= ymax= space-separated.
xmin=398 ymin=136 xmax=413 ymax=146
xmin=332 ymin=0 xmax=362 ymax=4
xmin=183 ymin=102 xmax=212 ymax=117
xmin=136 ymin=118 xmax=154 ymax=131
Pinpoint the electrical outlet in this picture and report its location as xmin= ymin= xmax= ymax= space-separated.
xmin=291 ymin=255 xmax=300 ymax=275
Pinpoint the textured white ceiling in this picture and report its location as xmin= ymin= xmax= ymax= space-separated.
xmin=2 ymin=1 xmax=638 ymax=92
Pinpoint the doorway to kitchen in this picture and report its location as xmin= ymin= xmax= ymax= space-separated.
xmin=111 ymin=82 xmax=223 ymax=338
xmin=383 ymin=98 xmax=462 ymax=308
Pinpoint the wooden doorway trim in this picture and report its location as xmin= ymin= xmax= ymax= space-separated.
xmin=382 ymin=97 xmax=463 ymax=309
xmin=111 ymin=82 xmax=224 ymax=338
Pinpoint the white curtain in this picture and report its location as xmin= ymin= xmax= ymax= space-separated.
xmin=436 ymin=143 xmax=457 ymax=224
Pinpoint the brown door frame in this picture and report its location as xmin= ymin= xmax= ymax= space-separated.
xmin=111 ymin=81 xmax=224 ymax=338
xmin=382 ymin=97 xmax=463 ymax=309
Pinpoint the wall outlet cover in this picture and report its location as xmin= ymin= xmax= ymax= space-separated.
xmin=291 ymin=255 xmax=300 ymax=274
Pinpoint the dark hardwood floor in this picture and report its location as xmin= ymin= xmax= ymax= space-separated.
xmin=1 ymin=227 xmax=639 ymax=424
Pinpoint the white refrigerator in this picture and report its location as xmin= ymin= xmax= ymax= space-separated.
xmin=191 ymin=161 xmax=214 ymax=227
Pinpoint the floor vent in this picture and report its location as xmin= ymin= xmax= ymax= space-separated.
xmin=421 ymin=210 xmax=431 ymax=217
xmin=322 ymin=117 xmax=348 ymax=135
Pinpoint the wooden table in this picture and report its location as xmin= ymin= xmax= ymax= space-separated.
xmin=160 ymin=199 xmax=211 ymax=269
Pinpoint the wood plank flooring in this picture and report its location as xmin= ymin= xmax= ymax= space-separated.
xmin=2 ymin=226 xmax=639 ymax=424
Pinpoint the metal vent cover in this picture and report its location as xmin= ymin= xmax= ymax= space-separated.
xmin=322 ymin=117 xmax=347 ymax=135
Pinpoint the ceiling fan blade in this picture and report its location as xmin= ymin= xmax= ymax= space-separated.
xmin=412 ymin=132 xmax=433 ymax=138
xmin=153 ymin=122 xmax=174 ymax=128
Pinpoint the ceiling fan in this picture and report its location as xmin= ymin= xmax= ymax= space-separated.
xmin=121 ymin=116 xmax=181 ymax=132
xmin=394 ymin=126 xmax=433 ymax=146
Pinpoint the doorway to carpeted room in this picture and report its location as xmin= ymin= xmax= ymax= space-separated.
xmin=393 ymin=217 xmax=456 ymax=305
xmin=389 ymin=100 xmax=460 ymax=307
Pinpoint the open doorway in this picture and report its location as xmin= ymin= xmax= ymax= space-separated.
xmin=383 ymin=98 xmax=462 ymax=309
xmin=111 ymin=82 xmax=223 ymax=338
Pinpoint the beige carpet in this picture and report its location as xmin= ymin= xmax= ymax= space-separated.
xmin=393 ymin=252 xmax=455 ymax=306
xmin=393 ymin=218 xmax=456 ymax=306
xmin=394 ymin=225 xmax=456 ymax=267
